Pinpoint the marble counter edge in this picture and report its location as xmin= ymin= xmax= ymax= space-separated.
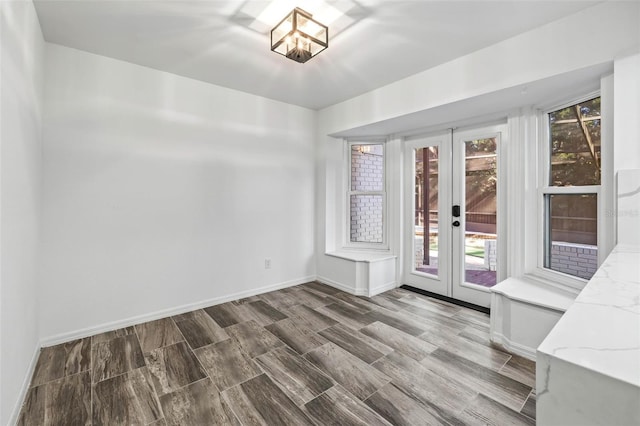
xmin=537 ymin=244 xmax=640 ymax=388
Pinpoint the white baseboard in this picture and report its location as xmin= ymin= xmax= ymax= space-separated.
xmin=316 ymin=276 xmax=359 ymax=295
xmin=369 ymin=281 xmax=397 ymax=297
xmin=316 ymin=276 xmax=397 ymax=298
xmin=8 ymin=342 xmax=41 ymax=425
xmin=40 ymin=275 xmax=315 ymax=347
xmin=490 ymin=332 xmax=537 ymax=361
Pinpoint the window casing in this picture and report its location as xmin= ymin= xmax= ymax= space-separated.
xmin=539 ymin=94 xmax=601 ymax=283
xmin=346 ymin=141 xmax=387 ymax=249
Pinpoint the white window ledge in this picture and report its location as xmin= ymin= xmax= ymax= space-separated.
xmin=320 ymin=251 xmax=397 ymax=297
xmin=326 ymin=251 xmax=397 ymax=263
xmin=491 ymin=275 xmax=577 ymax=313
xmin=489 ymin=275 xmax=578 ymax=360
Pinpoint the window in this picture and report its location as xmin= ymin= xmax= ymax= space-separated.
xmin=542 ymin=96 xmax=600 ymax=281
xmin=348 ymin=142 xmax=386 ymax=246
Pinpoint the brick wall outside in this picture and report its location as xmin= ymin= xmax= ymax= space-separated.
xmin=413 ymin=236 xmax=596 ymax=280
xmin=550 ymin=242 xmax=597 ymax=280
xmin=484 ymin=240 xmax=497 ymax=271
xmin=350 ymin=145 xmax=384 ymax=243
xmin=415 ymin=235 xmax=425 ymax=267
xmin=414 ymin=235 xmax=436 ymax=268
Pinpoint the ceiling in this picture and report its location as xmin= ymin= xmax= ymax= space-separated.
xmin=34 ymin=0 xmax=600 ymax=110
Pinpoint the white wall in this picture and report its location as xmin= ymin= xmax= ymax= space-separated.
xmin=40 ymin=44 xmax=316 ymax=341
xmin=1 ymin=1 xmax=637 ymax=419
xmin=613 ymin=52 xmax=640 ymax=245
xmin=613 ymin=53 xmax=640 ymax=173
xmin=318 ymin=2 xmax=639 ymax=136
xmin=0 ymin=0 xmax=45 ymax=423
xmin=316 ymin=1 xmax=640 ymax=283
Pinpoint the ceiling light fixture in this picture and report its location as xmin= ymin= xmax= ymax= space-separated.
xmin=271 ymin=8 xmax=328 ymax=64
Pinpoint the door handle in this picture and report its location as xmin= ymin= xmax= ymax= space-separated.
xmin=452 ymin=205 xmax=460 ymax=217
xmin=452 ymin=220 xmax=460 ymax=227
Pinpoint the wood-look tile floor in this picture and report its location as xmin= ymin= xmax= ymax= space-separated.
xmin=18 ymin=282 xmax=536 ymax=425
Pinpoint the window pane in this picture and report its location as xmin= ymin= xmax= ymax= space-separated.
xmin=549 ymin=97 xmax=601 ymax=186
xmin=414 ymin=147 xmax=439 ymax=275
xmin=351 ymin=144 xmax=384 ymax=191
xmin=464 ymin=138 xmax=498 ymax=287
xmin=545 ymin=194 xmax=598 ymax=280
xmin=350 ymin=195 xmax=383 ymax=243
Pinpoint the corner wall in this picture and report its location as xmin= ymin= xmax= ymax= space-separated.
xmin=40 ymin=44 xmax=316 ymax=341
xmin=0 ymin=0 xmax=45 ymax=423
xmin=613 ymin=52 xmax=640 ymax=245
xmin=613 ymin=53 xmax=640 ymax=173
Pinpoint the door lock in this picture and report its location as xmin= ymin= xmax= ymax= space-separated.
xmin=452 ymin=220 xmax=460 ymax=227
xmin=452 ymin=205 xmax=461 ymax=217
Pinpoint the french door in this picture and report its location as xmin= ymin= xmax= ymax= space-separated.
xmin=403 ymin=124 xmax=506 ymax=308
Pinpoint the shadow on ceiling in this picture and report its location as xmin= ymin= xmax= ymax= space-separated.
xmin=228 ymin=0 xmax=373 ymax=41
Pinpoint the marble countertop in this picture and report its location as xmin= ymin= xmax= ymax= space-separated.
xmin=538 ymin=244 xmax=640 ymax=387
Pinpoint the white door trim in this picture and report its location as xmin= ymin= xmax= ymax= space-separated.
xmin=402 ymin=122 xmax=508 ymax=308
xmin=451 ymin=123 xmax=507 ymax=307
xmin=402 ymin=132 xmax=452 ymax=296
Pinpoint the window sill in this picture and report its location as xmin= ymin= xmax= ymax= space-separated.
xmin=491 ymin=275 xmax=577 ymax=313
xmin=527 ymin=268 xmax=588 ymax=294
xmin=326 ymin=250 xmax=396 ymax=263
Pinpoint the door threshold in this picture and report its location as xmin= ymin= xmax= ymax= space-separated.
xmin=400 ymin=285 xmax=490 ymax=315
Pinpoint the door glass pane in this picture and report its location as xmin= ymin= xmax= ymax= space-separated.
xmin=414 ymin=147 xmax=439 ymax=276
xmin=549 ymin=97 xmax=601 ymax=186
xmin=545 ymin=194 xmax=598 ymax=280
xmin=464 ymin=138 xmax=497 ymax=287
xmin=350 ymin=195 xmax=383 ymax=243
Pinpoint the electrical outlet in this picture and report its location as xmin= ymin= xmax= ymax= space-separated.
xmin=264 ymin=258 xmax=271 ymax=269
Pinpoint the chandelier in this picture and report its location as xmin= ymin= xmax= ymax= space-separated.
xmin=271 ymin=8 xmax=329 ymax=64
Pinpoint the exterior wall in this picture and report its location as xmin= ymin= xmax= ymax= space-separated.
xmin=550 ymin=243 xmax=598 ymax=280
xmin=415 ymin=236 xmax=424 ymax=267
xmin=414 ymin=236 xmax=593 ymax=279
xmin=350 ymin=145 xmax=384 ymax=243
xmin=484 ymin=240 xmax=498 ymax=271
xmin=414 ymin=234 xmax=437 ymax=269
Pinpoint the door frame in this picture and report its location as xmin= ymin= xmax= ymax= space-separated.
xmin=402 ymin=123 xmax=508 ymax=308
